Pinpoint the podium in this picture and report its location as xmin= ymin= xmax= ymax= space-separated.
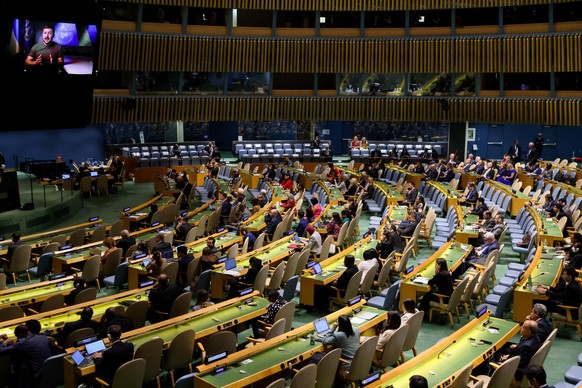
xmin=0 ymin=169 xmax=21 ymax=213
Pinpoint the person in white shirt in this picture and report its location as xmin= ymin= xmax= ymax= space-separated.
xmin=305 ymin=225 xmax=322 ymax=255
xmin=357 ymin=249 xmax=380 ymax=285
xmin=400 ymin=298 xmax=419 ymax=326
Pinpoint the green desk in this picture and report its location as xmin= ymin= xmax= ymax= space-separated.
xmin=430 ymin=181 xmax=462 ymax=210
xmin=399 ymin=240 xmax=472 ymax=305
xmin=456 ymin=209 xmax=479 ymax=244
xmin=513 ymin=247 xmax=561 ymax=322
xmin=0 ymin=219 xmax=104 ymax=257
xmin=375 ymin=181 xmax=405 ymax=205
xmin=120 ymin=195 xmax=172 ymax=230
xmin=64 ymin=293 xmax=267 ymax=388
xmin=0 ymin=279 xmax=75 ymax=309
xmin=376 ymin=312 xmax=520 ymax=388
xmin=535 ymin=209 xmax=564 ymax=247
xmin=0 ymin=288 xmax=150 ymax=339
xmin=299 ymin=236 xmax=377 ymax=306
xmin=242 ymin=203 xmax=273 ymax=233
xmin=328 ymin=187 xmax=344 ymax=205
xmin=210 ymin=234 xmax=295 ymax=299
xmin=194 ymin=301 xmax=386 ymax=388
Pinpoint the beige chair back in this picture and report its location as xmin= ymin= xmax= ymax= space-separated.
xmin=65 ymin=327 xmax=96 ymax=348
xmin=123 ymin=300 xmax=149 ymax=329
xmin=317 ymin=235 xmax=333 ymax=262
xmin=109 ymin=220 xmax=124 ymax=238
xmin=68 ymin=229 xmax=87 ymax=247
xmin=0 ymin=306 xmax=25 ymax=323
xmin=0 ymin=273 xmax=6 ymax=291
xmin=82 ymin=255 xmax=102 ymax=288
xmin=226 ymin=243 xmax=239 ymax=259
xmin=165 ymin=329 xmax=195 ymax=386
xmin=254 ymin=232 xmax=266 ymax=249
xmin=73 ymin=287 xmax=98 ymax=305
xmin=91 ymin=225 xmax=107 ymax=243
xmin=50 ymin=234 xmax=67 ymax=246
xmin=294 ymin=249 xmax=311 ymax=276
xmin=282 ymin=252 xmax=300 ymax=283
xmin=376 ymin=324 xmax=408 ymax=370
xmin=274 ymin=301 xmax=296 ymax=332
xmin=241 ymin=236 xmax=250 ymax=255
xmin=162 ymin=261 xmax=179 ymax=285
xmin=169 ymin=291 xmax=193 ymax=319
xmin=359 ymin=262 xmax=379 ymax=297
xmin=109 ymin=358 xmax=147 ymax=388
xmin=265 ymin=318 xmax=286 ymax=340
xmin=485 ymin=355 xmax=521 ymax=388
xmin=266 ymin=261 xmax=285 ymax=292
xmin=134 ymin=338 xmax=164 ymax=385
xmin=315 ymin=348 xmax=342 ymax=388
xmin=253 ymin=265 xmax=270 ymax=296
xmin=102 ymin=248 xmax=123 ymax=277
xmin=450 ymin=363 xmax=473 ymax=388
xmin=290 ymin=364 xmax=316 ymax=388
xmin=342 ymin=336 xmax=378 ymax=384
xmin=401 ymin=310 xmax=424 ymax=362
xmin=373 ymin=256 xmax=393 ymax=292
xmin=42 ymin=242 xmax=60 ymax=255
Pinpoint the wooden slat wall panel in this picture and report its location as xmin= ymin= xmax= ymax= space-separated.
xmin=112 ymin=0 xmax=576 ymax=11
xmin=98 ymin=33 xmax=582 ymax=73
xmin=91 ymin=96 xmax=581 ymax=126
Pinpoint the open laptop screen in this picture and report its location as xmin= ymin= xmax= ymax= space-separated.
xmin=313 ymin=317 xmax=330 ymax=336
xmin=85 ymin=339 xmax=106 ymax=355
xmin=311 ymin=263 xmax=323 ymax=275
xmin=225 ymin=258 xmax=237 ymax=271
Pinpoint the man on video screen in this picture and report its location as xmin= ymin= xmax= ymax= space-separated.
xmin=25 ymin=25 xmax=63 ymax=72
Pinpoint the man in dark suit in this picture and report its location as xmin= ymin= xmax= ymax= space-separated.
xmin=93 ymin=324 xmax=134 ymax=385
xmin=482 ymin=161 xmax=495 ymax=180
xmin=324 ymin=254 xmax=358 ymax=304
xmin=526 ymin=304 xmax=552 ymax=344
xmin=0 ymin=324 xmax=54 ymax=387
xmin=536 ymin=265 xmax=582 ymax=320
xmin=6 ymin=232 xmax=22 ymax=263
xmin=525 ymin=142 xmax=539 ymax=166
xmin=508 ymin=139 xmax=522 ymax=164
xmin=397 ymin=213 xmax=419 ymax=237
xmin=152 ymin=232 xmax=171 ymax=253
xmin=523 ymin=365 xmax=554 ymax=388
xmin=496 ymin=320 xmax=541 ymax=377
xmin=174 ymin=216 xmax=193 ymax=243
xmin=147 ymin=274 xmax=186 ymax=323
xmin=404 ymin=183 xmax=418 ymax=204
xmin=469 ymin=197 xmax=489 ymax=219
xmin=115 ymin=229 xmax=136 ymax=258
xmin=58 ymin=307 xmax=100 ymax=347
xmin=99 ymin=307 xmax=134 ymax=338
xmin=264 ymin=208 xmax=282 ymax=237
xmin=460 ymin=182 xmax=478 ymax=206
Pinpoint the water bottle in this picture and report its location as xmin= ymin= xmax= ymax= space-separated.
xmin=310 ymin=333 xmax=315 ymax=346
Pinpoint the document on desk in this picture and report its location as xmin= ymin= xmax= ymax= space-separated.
xmin=351 ymin=317 xmax=366 ymax=325
xmin=224 ymin=270 xmax=240 ymax=277
xmin=412 ymin=277 xmax=429 ymax=285
xmin=358 ymin=311 xmax=379 ymax=320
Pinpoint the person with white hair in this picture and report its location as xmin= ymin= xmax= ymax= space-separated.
xmin=456 ymin=231 xmax=500 ymax=276
xmin=116 ymin=229 xmax=136 ymax=257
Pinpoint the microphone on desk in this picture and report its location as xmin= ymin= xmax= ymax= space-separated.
xmin=523 ymin=272 xmax=549 ymax=289
xmin=437 ymin=340 xmax=456 ymax=359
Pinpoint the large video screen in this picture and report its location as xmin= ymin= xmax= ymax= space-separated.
xmin=8 ymin=19 xmax=98 ymax=76
xmin=0 ymin=0 xmax=101 ymax=130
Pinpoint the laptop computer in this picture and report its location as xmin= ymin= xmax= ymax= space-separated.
xmin=311 ymin=263 xmax=323 ymax=275
xmin=141 ymin=258 xmax=151 ymax=267
xmin=224 ymin=258 xmax=243 ymax=272
xmin=85 ymin=339 xmax=106 ymax=355
xmin=90 ymin=171 xmax=99 ymax=177
xmin=313 ymin=317 xmax=332 ymax=338
xmin=71 ymin=349 xmax=93 ymax=368
xmin=161 ymin=249 xmax=174 ymax=260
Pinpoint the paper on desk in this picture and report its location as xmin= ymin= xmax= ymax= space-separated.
xmin=241 ymin=359 xmax=253 ymax=365
xmin=488 ymin=328 xmax=499 ymax=334
xmin=351 ymin=317 xmax=366 ymax=325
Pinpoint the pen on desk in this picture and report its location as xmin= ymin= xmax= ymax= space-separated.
xmin=481 ymin=340 xmax=493 ymax=345
xmin=489 ymin=326 xmax=499 ymax=330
